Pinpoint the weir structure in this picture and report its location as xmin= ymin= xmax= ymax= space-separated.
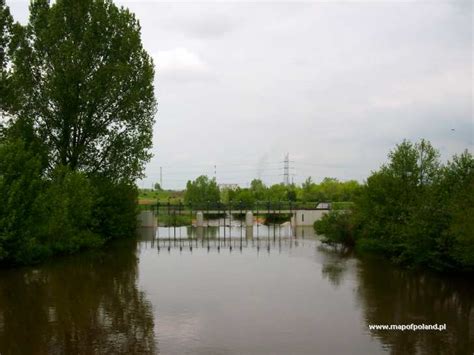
xmin=138 ymin=201 xmax=332 ymax=231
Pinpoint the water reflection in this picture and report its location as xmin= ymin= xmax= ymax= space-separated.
xmin=0 ymin=239 xmax=157 ymax=354
xmin=355 ymin=256 xmax=474 ymax=354
xmin=154 ymin=223 xmax=295 ymax=241
xmin=316 ymin=243 xmax=474 ymax=354
xmin=0 ymin=225 xmax=472 ymax=354
xmin=138 ymin=225 xmax=311 ymax=255
xmin=317 ymin=244 xmax=353 ymax=288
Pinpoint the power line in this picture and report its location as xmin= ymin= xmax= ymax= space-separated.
xmin=157 ymin=160 xmax=282 ymax=169
xmin=158 ymin=167 xmax=283 ymax=176
xmin=143 ymin=156 xmax=358 ymax=189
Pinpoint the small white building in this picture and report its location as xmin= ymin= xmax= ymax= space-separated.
xmin=316 ymin=202 xmax=332 ymax=210
xmin=291 ymin=209 xmax=329 ymax=227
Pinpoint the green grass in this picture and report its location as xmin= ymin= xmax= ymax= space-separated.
xmin=138 ymin=189 xmax=184 ymax=204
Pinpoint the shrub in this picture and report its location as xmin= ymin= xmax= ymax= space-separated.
xmin=314 ymin=211 xmax=355 ymax=246
xmin=91 ymin=179 xmax=139 ymax=240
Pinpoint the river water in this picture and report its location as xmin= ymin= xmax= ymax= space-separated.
xmin=0 ymin=224 xmax=472 ymax=354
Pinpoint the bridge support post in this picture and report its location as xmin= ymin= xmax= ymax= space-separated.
xmin=245 ymin=211 xmax=253 ymax=226
xmin=245 ymin=211 xmax=254 ymax=239
xmin=196 ymin=211 xmax=204 ymax=227
xmin=138 ymin=210 xmax=157 ymax=228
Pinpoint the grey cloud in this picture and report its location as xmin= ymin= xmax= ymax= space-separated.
xmin=6 ymin=0 xmax=472 ymax=189
xmin=165 ymin=14 xmax=237 ymax=38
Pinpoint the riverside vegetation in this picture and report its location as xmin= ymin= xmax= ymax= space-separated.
xmin=314 ymin=140 xmax=474 ymax=272
xmin=141 ymin=175 xmax=361 ymax=226
xmin=141 ymin=175 xmax=361 ymax=208
xmin=0 ymin=0 xmax=156 ymax=265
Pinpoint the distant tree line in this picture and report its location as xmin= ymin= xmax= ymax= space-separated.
xmin=180 ymin=174 xmax=361 ymax=209
xmin=315 ymin=140 xmax=474 ymax=272
xmin=0 ymin=0 xmax=155 ymax=265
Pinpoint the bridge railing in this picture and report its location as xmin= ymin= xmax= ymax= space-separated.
xmin=140 ymin=201 xmax=329 ymax=214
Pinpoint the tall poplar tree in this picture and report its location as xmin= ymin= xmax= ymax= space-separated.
xmin=4 ymin=0 xmax=156 ymax=182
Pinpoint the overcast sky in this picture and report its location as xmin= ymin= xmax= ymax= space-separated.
xmin=8 ymin=0 xmax=473 ymax=189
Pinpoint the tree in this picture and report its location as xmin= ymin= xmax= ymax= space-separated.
xmin=319 ymin=177 xmax=340 ymax=201
xmin=184 ymin=176 xmax=220 ymax=208
xmin=4 ymin=0 xmax=156 ymax=182
xmin=387 ymin=139 xmax=439 ymax=188
xmin=0 ymin=0 xmax=14 ymax=120
xmin=0 ymin=138 xmax=45 ymax=262
xmin=228 ymin=187 xmax=255 ymax=208
xmin=440 ymin=151 xmax=474 ymax=268
xmin=0 ymin=0 xmax=154 ymax=265
xmin=286 ymin=186 xmax=297 ymax=202
xmin=250 ymin=179 xmax=266 ymax=201
xmin=266 ymin=184 xmax=287 ymax=203
xmin=153 ymin=182 xmax=162 ymax=191
xmin=355 ymin=141 xmax=441 ymax=262
xmin=302 ymin=177 xmax=316 ymax=202
xmin=314 ymin=140 xmax=473 ymax=271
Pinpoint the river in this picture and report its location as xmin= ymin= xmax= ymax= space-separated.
xmin=0 ymin=224 xmax=472 ymax=354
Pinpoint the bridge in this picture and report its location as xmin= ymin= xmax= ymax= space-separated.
xmin=138 ymin=202 xmax=332 ymax=228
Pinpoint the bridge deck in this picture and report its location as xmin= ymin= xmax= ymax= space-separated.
xmin=154 ymin=209 xmax=329 ymax=214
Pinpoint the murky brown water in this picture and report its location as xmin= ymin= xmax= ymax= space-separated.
xmin=0 ymin=225 xmax=472 ymax=354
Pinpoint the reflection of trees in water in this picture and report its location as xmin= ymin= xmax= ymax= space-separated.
xmin=317 ymin=244 xmax=353 ymax=288
xmin=0 ymin=239 xmax=157 ymax=354
xmin=355 ymin=256 xmax=473 ymax=354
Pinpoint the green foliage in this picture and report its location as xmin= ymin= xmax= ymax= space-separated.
xmin=184 ymin=175 xmax=220 ymax=208
xmin=438 ymin=151 xmax=474 ymax=268
xmin=250 ymin=179 xmax=266 ymax=200
xmin=353 ymin=140 xmax=444 ymax=267
xmin=172 ymin=176 xmax=358 ymax=210
xmin=0 ymin=139 xmax=139 ymax=265
xmin=33 ymin=168 xmax=101 ymax=255
xmin=332 ymin=201 xmax=354 ymax=210
xmin=0 ymin=139 xmax=45 ymax=263
xmin=314 ymin=140 xmax=474 ymax=272
xmin=138 ymin=188 xmax=184 ymax=204
xmin=266 ymin=184 xmax=288 ymax=202
xmin=223 ymin=181 xmax=302 ymax=208
xmin=91 ymin=178 xmax=138 ymax=240
xmin=228 ymin=187 xmax=255 ymax=208
xmin=301 ymin=177 xmax=361 ymax=202
xmin=314 ymin=211 xmax=355 ymax=246
xmin=4 ymin=0 xmax=156 ymax=182
xmin=0 ymin=0 xmax=153 ymax=266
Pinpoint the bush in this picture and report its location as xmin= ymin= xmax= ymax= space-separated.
xmin=314 ymin=211 xmax=355 ymax=246
xmin=314 ymin=141 xmax=474 ymax=272
xmin=33 ymin=168 xmax=103 ymax=255
xmin=0 ymin=139 xmax=46 ymax=264
xmin=0 ymin=140 xmax=139 ymax=266
xmin=91 ymin=179 xmax=139 ymax=240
